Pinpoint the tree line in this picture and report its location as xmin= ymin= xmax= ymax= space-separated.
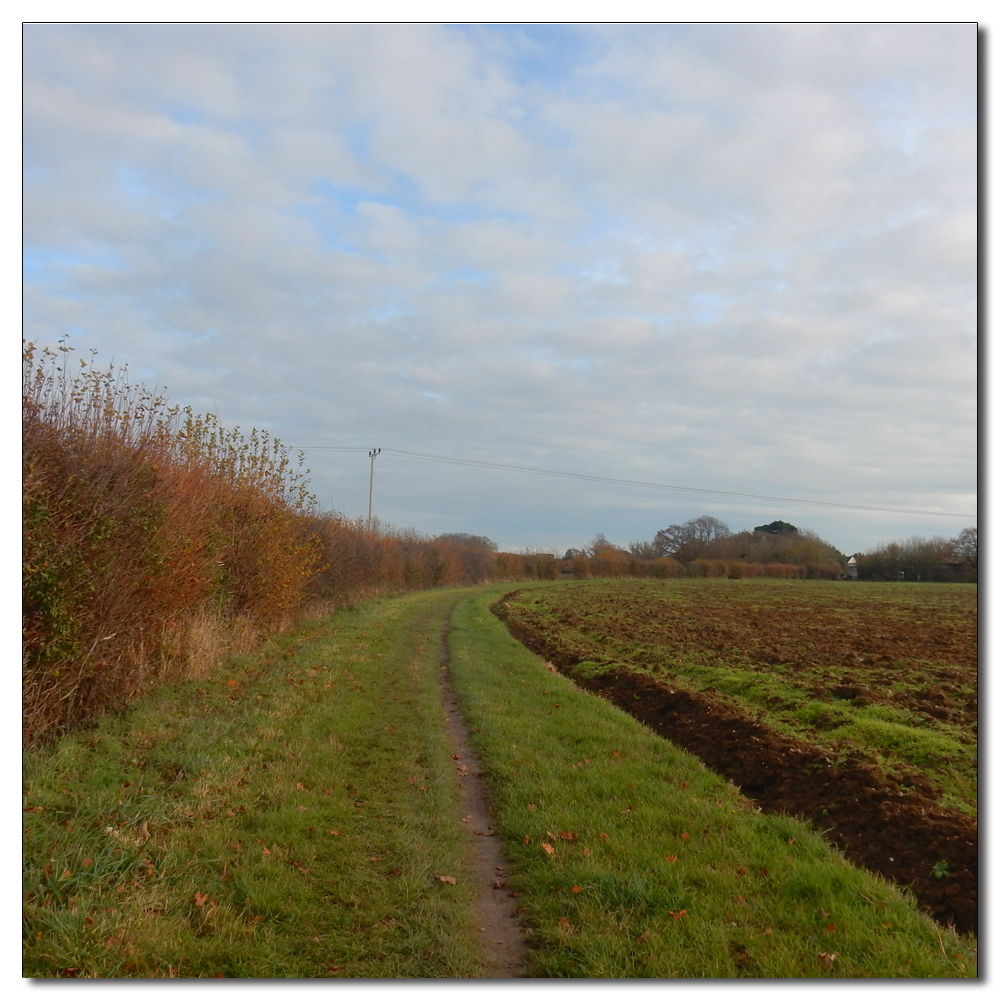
xmin=21 ymin=343 xmax=546 ymax=743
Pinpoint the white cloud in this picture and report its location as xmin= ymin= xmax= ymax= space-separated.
xmin=22 ymin=23 xmax=977 ymax=554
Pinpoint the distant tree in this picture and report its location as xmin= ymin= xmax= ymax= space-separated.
xmin=753 ymin=520 xmax=798 ymax=535
xmin=652 ymin=516 xmax=731 ymax=560
xmin=433 ymin=533 xmax=497 ymax=551
xmin=563 ymin=547 xmax=585 ymax=560
xmin=628 ymin=539 xmax=658 ymax=560
xmin=856 ymin=536 xmax=954 ymax=582
xmin=951 ymin=527 xmax=978 ymax=566
xmin=588 ymin=533 xmax=619 ymax=556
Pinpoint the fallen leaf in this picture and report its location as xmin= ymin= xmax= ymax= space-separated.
xmin=262 ymin=846 xmax=271 ymax=856
xmin=571 ymin=885 xmax=582 ymax=894
xmin=680 ymin=832 xmax=690 ymax=841
xmin=82 ymin=858 xmax=94 ymax=867
xmin=583 ymin=848 xmax=592 ymax=856
xmin=439 ymin=875 xmax=457 ymax=885
xmin=827 ymin=923 xmax=836 ymax=934
xmin=542 ymin=843 xmax=555 ymax=856
xmin=818 ymin=952 xmax=837 ymax=970
xmin=559 ymin=917 xmax=570 ymax=929
xmin=559 ymin=831 xmax=577 ymax=841
xmin=194 ymin=892 xmax=208 ymax=908
xmin=296 ymin=782 xmax=304 ymax=790
xmin=669 ymin=909 xmax=687 ymax=920
xmin=527 ymin=804 xmax=536 ymax=810
xmin=524 ymin=835 xmax=530 ymax=845
xmin=786 ymin=838 xmax=795 ymax=845
xmin=665 ymin=855 xmax=678 ymax=863
xmin=599 ymin=833 xmax=609 ymax=842
xmin=327 ymin=966 xmax=343 ymax=974
xmin=330 ymin=830 xmax=339 ymax=836
xmin=227 ymin=680 xmax=237 ymax=686
xmin=637 ymin=932 xmax=648 ymax=943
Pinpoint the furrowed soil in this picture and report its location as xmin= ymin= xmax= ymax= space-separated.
xmin=493 ymin=579 xmax=978 ymax=936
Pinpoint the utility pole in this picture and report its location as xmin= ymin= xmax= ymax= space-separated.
xmin=367 ymin=448 xmax=381 ymax=530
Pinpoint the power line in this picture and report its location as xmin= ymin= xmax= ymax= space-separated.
xmin=290 ymin=445 xmax=976 ymax=520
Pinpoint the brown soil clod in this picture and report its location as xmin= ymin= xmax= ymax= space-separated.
xmin=438 ymin=616 xmax=530 ymax=977
xmin=494 ymin=597 xmax=978 ymax=938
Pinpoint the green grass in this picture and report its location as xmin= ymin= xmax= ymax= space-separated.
xmin=445 ymin=588 xmax=976 ymax=978
xmin=23 ymin=589 xmax=487 ymax=978
xmin=24 ymin=583 xmax=977 ymax=978
xmin=501 ymin=579 xmax=978 ymax=816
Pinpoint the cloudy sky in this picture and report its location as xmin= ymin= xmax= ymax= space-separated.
xmin=22 ymin=22 xmax=977 ymax=556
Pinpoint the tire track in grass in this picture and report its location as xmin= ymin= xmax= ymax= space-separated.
xmin=438 ymin=613 xmax=530 ymax=978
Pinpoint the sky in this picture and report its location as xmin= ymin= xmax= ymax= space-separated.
xmin=22 ymin=21 xmax=978 ymax=557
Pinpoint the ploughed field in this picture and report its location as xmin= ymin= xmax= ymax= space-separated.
xmin=493 ymin=579 xmax=978 ymax=935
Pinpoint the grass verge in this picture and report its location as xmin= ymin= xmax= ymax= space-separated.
xmin=23 ymin=589 xmax=486 ymax=978
xmin=445 ymin=588 xmax=976 ymax=978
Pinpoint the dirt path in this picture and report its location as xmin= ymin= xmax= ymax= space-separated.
xmin=438 ymin=615 xmax=530 ymax=978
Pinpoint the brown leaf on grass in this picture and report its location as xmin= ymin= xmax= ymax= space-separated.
xmin=827 ymin=923 xmax=836 ymax=934
xmin=599 ymin=833 xmax=609 ymax=842
xmin=262 ymin=846 xmax=271 ymax=856
xmin=542 ymin=843 xmax=555 ymax=856
xmin=329 ymin=830 xmax=339 ymax=836
xmin=669 ymin=909 xmax=687 ymax=920
xmin=664 ymin=855 xmax=678 ymax=863
xmin=678 ymin=782 xmax=689 ymax=790
xmin=194 ymin=892 xmax=209 ymax=908
xmin=637 ymin=932 xmax=648 ymax=943
xmin=82 ymin=858 xmax=94 ymax=867
xmin=23 ymin=806 xmax=45 ymax=813
xmin=818 ymin=952 xmax=837 ymax=970
xmin=527 ymin=803 xmax=536 ymax=810
xmin=559 ymin=831 xmax=577 ymax=841
xmin=327 ymin=966 xmax=344 ymax=974
xmin=583 ymin=848 xmax=592 ymax=856
xmin=439 ymin=875 xmax=457 ymax=885
xmin=680 ymin=832 xmax=690 ymax=841
xmin=559 ymin=917 xmax=570 ymax=929
xmin=524 ymin=835 xmax=530 ymax=845
xmin=296 ymin=782 xmax=305 ymax=790
xmin=571 ymin=885 xmax=582 ymax=894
